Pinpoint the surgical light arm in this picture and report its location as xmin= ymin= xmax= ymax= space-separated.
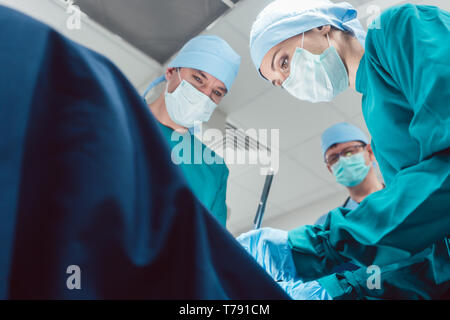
xmin=253 ymin=169 xmax=274 ymax=229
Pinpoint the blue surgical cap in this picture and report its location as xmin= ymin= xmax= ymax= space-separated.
xmin=321 ymin=122 xmax=369 ymax=157
xmin=143 ymin=35 xmax=241 ymax=99
xmin=250 ymin=0 xmax=366 ymax=72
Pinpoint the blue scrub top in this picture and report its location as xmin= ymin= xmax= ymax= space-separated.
xmin=157 ymin=123 xmax=229 ymax=227
xmin=0 ymin=5 xmax=290 ymax=299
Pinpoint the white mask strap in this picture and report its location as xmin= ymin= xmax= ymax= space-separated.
xmin=301 ymin=32 xmax=305 ymax=49
xmin=326 ymin=33 xmax=331 ymax=47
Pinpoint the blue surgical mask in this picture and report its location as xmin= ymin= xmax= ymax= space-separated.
xmin=165 ymin=72 xmax=217 ymax=128
xmin=282 ymin=33 xmax=349 ymax=103
xmin=331 ymin=153 xmax=371 ymax=187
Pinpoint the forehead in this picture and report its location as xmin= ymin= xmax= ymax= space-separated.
xmin=325 ymin=140 xmax=363 ymax=157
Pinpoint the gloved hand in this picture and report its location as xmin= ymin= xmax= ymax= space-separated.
xmin=278 ymin=280 xmax=332 ymax=300
xmin=236 ymin=227 xmax=297 ymax=282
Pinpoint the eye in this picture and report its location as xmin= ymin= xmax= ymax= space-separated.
xmin=193 ymin=75 xmax=202 ymax=83
xmin=214 ymin=90 xmax=223 ymax=97
xmin=280 ymin=57 xmax=289 ymax=71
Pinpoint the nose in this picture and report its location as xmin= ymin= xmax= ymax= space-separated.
xmin=274 ymin=79 xmax=283 ymax=87
xmin=274 ymin=71 xmax=289 ymax=87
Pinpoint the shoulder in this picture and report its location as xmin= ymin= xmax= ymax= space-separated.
xmin=193 ymin=135 xmax=229 ymax=173
xmin=370 ymin=4 xmax=440 ymax=34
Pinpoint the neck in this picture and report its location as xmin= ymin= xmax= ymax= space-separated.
xmin=347 ymin=169 xmax=384 ymax=203
xmin=334 ymin=32 xmax=365 ymax=90
xmin=148 ymin=93 xmax=187 ymax=132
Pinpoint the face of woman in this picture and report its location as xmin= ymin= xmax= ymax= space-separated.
xmin=259 ymin=26 xmax=332 ymax=87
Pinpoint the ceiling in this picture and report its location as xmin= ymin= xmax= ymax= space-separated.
xmin=75 ymin=0 xmax=240 ymax=64
xmin=56 ymin=0 xmax=447 ymax=235
xmin=2 ymin=0 xmax=448 ymax=236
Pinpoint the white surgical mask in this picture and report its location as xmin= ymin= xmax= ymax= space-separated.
xmin=165 ymin=71 xmax=217 ymax=128
xmin=282 ymin=33 xmax=349 ymax=103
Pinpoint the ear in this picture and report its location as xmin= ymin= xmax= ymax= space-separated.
xmin=327 ymin=164 xmax=333 ymax=174
xmin=165 ymin=67 xmax=178 ymax=82
xmin=366 ymin=143 xmax=376 ymax=161
xmin=317 ymin=25 xmax=332 ymax=36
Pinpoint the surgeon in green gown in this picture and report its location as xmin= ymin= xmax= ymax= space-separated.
xmin=143 ymin=35 xmax=241 ymax=227
xmin=243 ymin=0 xmax=449 ymax=298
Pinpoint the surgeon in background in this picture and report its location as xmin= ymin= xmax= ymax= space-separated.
xmin=239 ymin=0 xmax=449 ymax=299
xmin=143 ymin=35 xmax=241 ymax=227
xmin=316 ymin=122 xmax=384 ymax=224
xmin=314 ymin=122 xmax=385 ymax=274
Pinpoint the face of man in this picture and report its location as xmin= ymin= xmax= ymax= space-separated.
xmin=325 ymin=140 xmax=375 ymax=174
xmin=165 ymin=67 xmax=228 ymax=105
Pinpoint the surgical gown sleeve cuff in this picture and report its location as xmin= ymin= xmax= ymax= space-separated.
xmin=317 ymin=274 xmax=356 ymax=300
xmin=288 ymin=224 xmax=348 ymax=282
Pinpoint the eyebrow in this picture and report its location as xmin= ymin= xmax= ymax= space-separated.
xmin=271 ymin=48 xmax=281 ymax=72
xmin=198 ymin=70 xmax=208 ymax=80
xmin=197 ymin=70 xmax=228 ymax=94
xmin=218 ymin=87 xmax=228 ymax=95
xmin=270 ymin=49 xmax=282 ymax=86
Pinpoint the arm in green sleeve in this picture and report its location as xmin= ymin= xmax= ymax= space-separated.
xmin=371 ymin=4 xmax=450 ymax=158
xmin=318 ymin=238 xmax=450 ymax=300
xmin=289 ymin=153 xmax=449 ymax=281
xmin=287 ymin=5 xmax=450 ymax=282
xmin=210 ymin=164 xmax=229 ymax=228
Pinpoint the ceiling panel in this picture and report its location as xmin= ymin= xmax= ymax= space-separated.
xmin=226 ymin=179 xmax=283 ymax=230
xmin=226 ymin=180 xmax=260 ymax=225
xmin=231 ymin=155 xmax=327 ymax=208
xmin=75 ymin=0 xmax=240 ymax=64
xmin=349 ymin=112 xmax=371 ymax=138
xmin=227 ymin=89 xmax=346 ymax=151
xmin=224 ymin=0 xmax=274 ymax=40
xmin=287 ymin=134 xmax=338 ymax=185
xmin=330 ymin=88 xmax=364 ymax=118
xmin=279 ymin=185 xmax=341 ymax=214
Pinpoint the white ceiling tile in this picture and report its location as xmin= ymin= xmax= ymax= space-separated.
xmin=226 ymin=179 xmax=260 ymax=226
xmin=287 ymin=135 xmax=336 ymax=185
xmin=231 ymin=155 xmax=326 ymax=208
xmin=227 ymin=162 xmax=261 ymax=180
xmin=329 ymin=88 xmax=363 ymax=119
xmin=263 ymin=201 xmax=284 ymax=221
xmin=228 ymin=200 xmax=283 ymax=233
xmin=349 ymin=113 xmax=371 ymax=140
xmin=277 ymin=186 xmax=344 ymax=216
xmin=223 ymin=0 xmax=274 ymax=40
xmin=228 ymin=89 xmax=346 ymax=151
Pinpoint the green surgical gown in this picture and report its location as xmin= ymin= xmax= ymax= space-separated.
xmin=158 ymin=123 xmax=229 ymax=227
xmin=287 ymin=4 xmax=450 ymax=298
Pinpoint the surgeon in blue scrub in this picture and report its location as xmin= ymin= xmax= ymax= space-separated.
xmin=316 ymin=122 xmax=384 ymax=224
xmin=239 ymin=0 xmax=449 ymax=299
xmin=315 ymin=122 xmax=385 ymax=274
xmin=143 ymin=36 xmax=241 ymax=227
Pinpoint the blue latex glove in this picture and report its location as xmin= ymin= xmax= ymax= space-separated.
xmin=278 ymin=280 xmax=332 ymax=300
xmin=237 ymin=228 xmax=332 ymax=300
xmin=236 ymin=228 xmax=298 ymax=282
